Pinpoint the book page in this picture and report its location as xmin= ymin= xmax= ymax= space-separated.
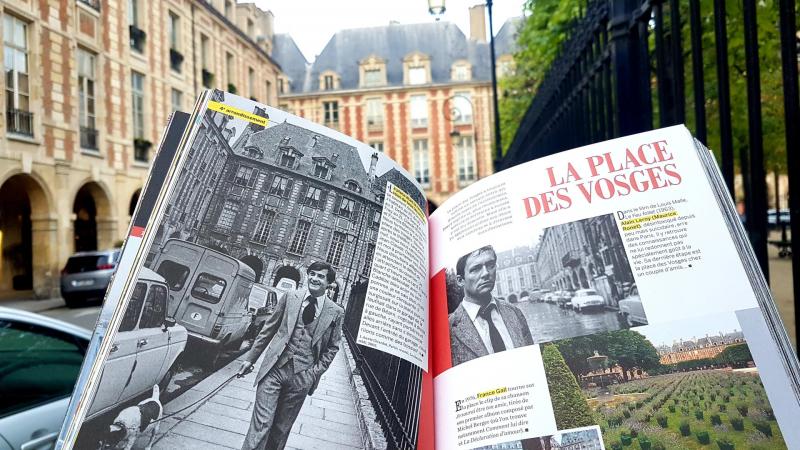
xmin=61 ymin=91 xmax=433 ymax=450
xmin=428 ymin=125 xmax=799 ymax=449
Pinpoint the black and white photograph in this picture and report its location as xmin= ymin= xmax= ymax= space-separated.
xmin=72 ymin=92 xmax=426 ymax=449
xmin=446 ymin=213 xmax=644 ymax=367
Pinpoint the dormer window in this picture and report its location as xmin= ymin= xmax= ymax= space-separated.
xmin=403 ymin=53 xmax=431 ymax=85
xmin=408 ymin=66 xmax=426 ymax=85
xmin=311 ymin=156 xmax=336 ymax=181
xmin=278 ymin=146 xmax=302 ymax=169
xmin=360 ymin=55 xmax=387 ymax=88
xmin=452 ymin=61 xmax=471 ymax=81
xmin=319 ymin=70 xmax=339 ymax=91
xmin=344 ymin=180 xmax=361 ymax=193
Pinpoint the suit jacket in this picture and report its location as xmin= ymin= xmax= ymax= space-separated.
xmin=245 ymin=288 xmax=344 ymax=395
xmin=449 ymin=298 xmax=534 ymax=367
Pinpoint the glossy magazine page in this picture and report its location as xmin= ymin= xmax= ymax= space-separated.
xmin=427 ymin=125 xmax=800 ymax=449
xmin=60 ymin=90 xmax=434 ymax=450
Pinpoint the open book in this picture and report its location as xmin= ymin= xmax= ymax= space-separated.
xmin=58 ymin=90 xmax=800 ymax=450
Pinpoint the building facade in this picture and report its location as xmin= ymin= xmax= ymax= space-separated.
xmin=657 ymin=330 xmax=746 ymax=365
xmin=272 ymin=7 xmax=519 ymax=205
xmin=495 ymin=245 xmax=539 ymax=301
xmin=534 ymin=214 xmax=633 ymax=307
xmin=0 ymin=0 xmax=280 ymax=298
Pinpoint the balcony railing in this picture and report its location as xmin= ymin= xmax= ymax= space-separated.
xmin=77 ymin=0 xmax=100 ymax=10
xmin=129 ymin=25 xmax=146 ymax=53
xmin=80 ymin=126 xmax=98 ymax=150
xmin=7 ymin=109 xmax=34 ymax=137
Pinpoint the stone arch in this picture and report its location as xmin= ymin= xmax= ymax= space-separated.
xmin=240 ymin=255 xmax=264 ymax=282
xmin=129 ymin=188 xmax=142 ymax=217
xmin=271 ymin=264 xmax=302 ymax=290
xmin=0 ymin=172 xmax=55 ymax=296
xmin=72 ymin=181 xmax=113 ymax=252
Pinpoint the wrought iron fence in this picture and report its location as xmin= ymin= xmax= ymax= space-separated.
xmin=499 ymin=0 xmax=799 ymax=344
xmin=343 ymin=280 xmax=422 ymax=450
xmin=6 ymin=109 xmax=34 ymax=137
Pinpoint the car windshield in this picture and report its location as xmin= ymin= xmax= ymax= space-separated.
xmin=64 ymin=255 xmax=111 ymax=274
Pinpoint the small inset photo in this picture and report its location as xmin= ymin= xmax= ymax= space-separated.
xmin=473 ymin=425 xmax=604 ymax=450
xmin=445 ymin=213 xmax=645 ymax=367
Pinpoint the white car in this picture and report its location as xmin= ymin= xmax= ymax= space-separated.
xmin=571 ymin=289 xmax=606 ymax=312
xmin=0 ymin=307 xmax=91 ymax=450
xmin=87 ymin=268 xmax=188 ymax=419
xmin=618 ymin=285 xmax=647 ymax=326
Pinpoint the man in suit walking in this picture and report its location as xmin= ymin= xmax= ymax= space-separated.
xmin=449 ymin=245 xmax=534 ymax=367
xmin=238 ymin=261 xmax=344 ymax=450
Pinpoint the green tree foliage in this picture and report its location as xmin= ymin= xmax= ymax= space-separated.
xmin=555 ymin=330 xmax=661 ymax=381
xmin=714 ymin=343 xmax=754 ymax=368
xmin=541 ymin=344 xmax=595 ymax=429
xmin=503 ymin=0 xmax=794 ymax=189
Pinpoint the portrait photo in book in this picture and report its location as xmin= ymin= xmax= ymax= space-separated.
xmin=71 ymin=92 xmax=426 ymax=449
xmin=445 ymin=213 xmax=646 ymax=367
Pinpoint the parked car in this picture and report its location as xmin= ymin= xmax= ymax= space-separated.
xmin=244 ymin=284 xmax=283 ymax=341
xmin=152 ymin=239 xmax=255 ymax=354
xmin=274 ymin=277 xmax=297 ymax=293
xmin=60 ymin=248 xmax=121 ymax=308
xmin=571 ymin=289 xmax=606 ymax=312
xmin=87 ymin=268 xmax=188 ymax=419
xmin=618 ymin=284 xmax=648 ymax=326
xmin=767 ymin=208 xmax=791 ymax=229
xmin=0 ymin=307 xmax=91 ymax=450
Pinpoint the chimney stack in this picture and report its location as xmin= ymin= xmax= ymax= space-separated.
xmin=369 ymin=152 xmax=379 ymax=180
xmin=469 ymin=4 xmax=487 ymax=43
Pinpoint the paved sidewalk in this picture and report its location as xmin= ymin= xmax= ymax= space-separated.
xmin=0 ymin=297 xmax=64 ymax=313
xmin=150 ymin=343 xmax=365 ymax=450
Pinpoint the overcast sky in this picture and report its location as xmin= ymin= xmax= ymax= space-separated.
xmin=256 ymin=0 xmax=528 ymax=62
xmin=635 ymin=312 xmax=743 ymax=348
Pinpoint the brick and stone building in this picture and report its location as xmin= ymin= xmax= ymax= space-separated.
xmin=271 ymin=7 xmax=519 ymax=205
xmin=0 ymin=0 xmax=280 ymax=298
xmin=657 ymin=330 xmax=746 ymax=365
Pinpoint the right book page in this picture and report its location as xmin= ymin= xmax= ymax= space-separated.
xmin=428 ymin=125 xmax=799 ymax=449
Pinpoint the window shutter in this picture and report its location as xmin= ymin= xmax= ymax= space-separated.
xmin=248 ymin=169 xmax=258 ymax=188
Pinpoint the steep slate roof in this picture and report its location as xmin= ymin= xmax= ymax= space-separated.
xmin=494 ymin=17 xmax=522 ymax=55
xmin=272 ymin=34 xmax=310 ymax=93
xmin=274 ymin=19 xmax=521 ymax=94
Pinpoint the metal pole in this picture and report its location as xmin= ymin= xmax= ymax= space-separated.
xmin=713 ymin=0 xmax=735 ymax=197
xmin=488 ymin=0 xmax=503 ymax=170
xmin=777 ymin=0 xmax=799 ymax=351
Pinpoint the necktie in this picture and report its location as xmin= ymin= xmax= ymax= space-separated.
xmin=302 ymin=296 xmax=317 ymax=325
xmin=478 ymin=303 xmax=506 ymax=353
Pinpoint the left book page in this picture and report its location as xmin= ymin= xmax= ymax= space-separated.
xmin=59 ymin=90 xmax=433 ymax=449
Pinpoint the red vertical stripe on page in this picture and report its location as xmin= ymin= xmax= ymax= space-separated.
xmin=430 ymin=269 xmax=452 ymax=377
xmin=130 ymin=226 xmax=145 ymax=237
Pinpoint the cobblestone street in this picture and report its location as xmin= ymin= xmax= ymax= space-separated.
xmin=149 ymin=343 xmax=364 ymax=450
xmin=515 ymin=300 xmax=628 ymax=343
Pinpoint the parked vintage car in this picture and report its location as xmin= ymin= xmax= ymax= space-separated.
xmin=152 ymin=239 xmax=256 ymax=354
xmin=556 ymin=290 xmax=574 ymax=309
xmin=618 ymin=284 xmax=648 ymax=326
xmin=60 ymin=248 xmax=121 ymax=307
xmin=87 ymin=268 xmax=188 ymax=419
xmin=571 ymin=289 xmax=606 ymax=312
xmin=0 ymin=307 xmax=90 ymax=450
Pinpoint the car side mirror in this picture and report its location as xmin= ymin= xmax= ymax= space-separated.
xmin=163 ymin=317 xmax=176 ymax=331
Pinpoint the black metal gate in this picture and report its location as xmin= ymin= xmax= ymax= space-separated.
xmin=343 ymin=281 xmax=422 ymax=449
xmin=499 ymin=0 xmax=799 ymax=345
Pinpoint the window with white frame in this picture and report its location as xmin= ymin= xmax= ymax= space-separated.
xmin=216 ymin=201 xmax=239 ymax=231
xmin=457 ymin=135 xmax=476 ymax=183
xmin=234 ymin=165 xmax=256 ymax=187
xmin=366 ymin=98 xmax=383 ymax=127
xmin=313 ymin=162 xmax=329 ymax=180
xmin=369 ymin=141 xmax=384 ymax=152
xmin=362 ymin=243 xmax=375 ymax=275
xmin=168 ymin=12 xmax=180 ymax=50
xmin=288 ymin=220 xmax=311 ymax=254
xmin=78 ymin=48 xmax=97 ymax=149
xmin=323 ymin=74 xmax=334 ymax=90
xmin=410 ymin=95 xmax=427 ymax=128
xmin=363 ymin=68 xmax=382 ymax=87
xmin=412 ymin=139 xmax=430 ymax=186
xmin=326 ymin=232 xmax=347 ymax=266
xmin=323 ymin=101 xmax=338 ymax=125
xmin=453 ymin=64 xmax=470 ymax=81
xmin=252 ymin=209 xmax=275 ymax=244
xmin=408 ymin=66 xmax=426 ymax=85
xmin=337 ymin=197 xmax=355 ymax=219
xmin=302 ymin=186 xmax=325 ymax=209
xmin=453 ymin=92 xmax=473 ymax=124
xmin=4 ymin=15 xmax=31 ymax=136
xmin=131 ymin=71 xmax=145 ymax=139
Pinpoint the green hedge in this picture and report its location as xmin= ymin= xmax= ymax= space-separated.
xmin=541 ymin=344 xmax=595 ymax=429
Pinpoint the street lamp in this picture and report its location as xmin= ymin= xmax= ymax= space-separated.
xmin=427 ymin=0 xmax=503 ymax=170
xmin=428 ymin=0 xmax=446 ymax=16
